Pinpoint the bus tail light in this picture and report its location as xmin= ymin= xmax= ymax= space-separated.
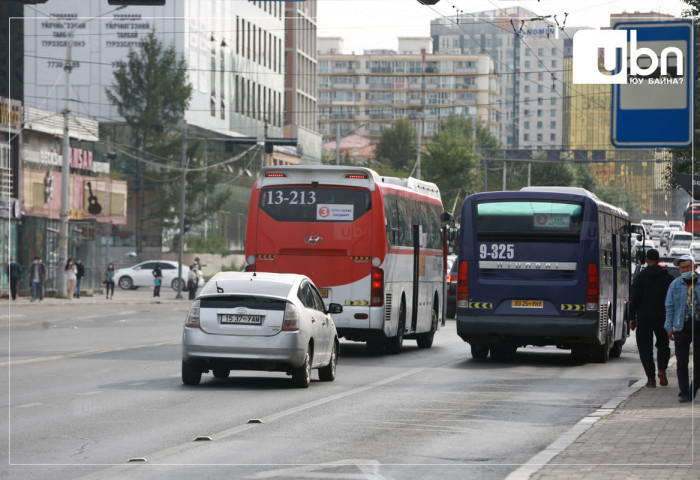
xmin=371 ymin=267 xmax=384 ymax=306
xmin=282 ymin=302 xmax=300 ymax=331
xmin=457 ymin=261 xmax=468 ymax=308
xmin=586 ymin=263 xmax=599 ymax=311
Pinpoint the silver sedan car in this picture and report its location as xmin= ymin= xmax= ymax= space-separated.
xmin=182 ymin=271 xmax=342 ymax=388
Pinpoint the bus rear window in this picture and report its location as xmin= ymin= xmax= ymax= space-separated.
xmin=475 ymin=200 xmax=583 ymax=242
xmin=260 ymin=186 xmax=371 ymax=222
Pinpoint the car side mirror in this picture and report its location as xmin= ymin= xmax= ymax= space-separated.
xmin=327 ymin=303 xmax=343 ymax=314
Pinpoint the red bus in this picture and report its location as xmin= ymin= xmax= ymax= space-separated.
xmin=245 ymin=165 xmax=446 ymax=353
xmin=684 ymin=202 xmax=700 ymax=238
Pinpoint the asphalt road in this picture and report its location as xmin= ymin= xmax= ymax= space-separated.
xmin=2 ymin=294 xmax=646 ymax=480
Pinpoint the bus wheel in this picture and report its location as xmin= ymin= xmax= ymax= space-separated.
xmin=416 ymin=306 xmax=438 ymax=349
xmin=593 ymin=323 xmax=611 ymax=363
xmin=610 ymin=321 xmax=626 ymax=359
xmin=470 ymin=344 xmax=489 ymax=360
xmin=571 ymin=346 xmax=589 ymax=364
xmin=386 ymin=301 xmax=406 ymax=354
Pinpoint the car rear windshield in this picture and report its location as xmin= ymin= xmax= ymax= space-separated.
xmin=200 ymin=296 xmax=287 ymax=310
xmin=475 ymin=200 xmax=584 ymax=242
xmin=259 ymin=186 xmax=371 ymax=222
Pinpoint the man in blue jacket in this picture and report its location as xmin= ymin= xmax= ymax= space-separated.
xmin=665 ymin=254 xmax=700 ymax=402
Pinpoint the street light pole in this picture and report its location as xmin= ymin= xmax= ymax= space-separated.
xmin=29 ymin=4 xmax=126 ymax=298
xmin=177 ymin=122 xmax=187 ymax=300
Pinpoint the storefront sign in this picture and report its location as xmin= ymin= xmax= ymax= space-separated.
xmin=0 ymin=97 xmax=21 ymax=133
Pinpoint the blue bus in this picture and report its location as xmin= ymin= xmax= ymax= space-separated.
xmin=455 ymin=187 xmax=632 ymax=363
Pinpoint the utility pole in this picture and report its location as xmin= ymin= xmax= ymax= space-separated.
xmin=177 ymin=122 xmax=187 ymax=300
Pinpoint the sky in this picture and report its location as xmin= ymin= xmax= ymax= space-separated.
xmin=317 ymin=0 xmax=690 ymax=54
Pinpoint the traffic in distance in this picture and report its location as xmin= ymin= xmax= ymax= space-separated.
xmin=183 ymin=167 xmax=665 ymax=387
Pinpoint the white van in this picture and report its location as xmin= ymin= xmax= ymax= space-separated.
xmin=669 ymin=231 xmax=693 ymax=250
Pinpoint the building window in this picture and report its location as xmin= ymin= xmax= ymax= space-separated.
xmin=537 ymin=121 xmax=542 ymax=129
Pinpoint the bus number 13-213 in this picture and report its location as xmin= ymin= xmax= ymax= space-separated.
xmin=264 ymin=190 xmax=317 ymax=205
xmin=479 ymin=243 xmax=515 ymax=260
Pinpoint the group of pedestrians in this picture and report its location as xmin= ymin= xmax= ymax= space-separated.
xmin=630 ymin=249 xmax=698 ymax=403
xmin=8 ymin=256 xmax=49 ymax=303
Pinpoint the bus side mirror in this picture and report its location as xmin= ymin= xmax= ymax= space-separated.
xmin=440 ymin=211 xmax=453 ymax=224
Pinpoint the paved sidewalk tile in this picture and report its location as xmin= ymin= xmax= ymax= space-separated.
xmin=531 ymin=367 xmax=698 ymax=480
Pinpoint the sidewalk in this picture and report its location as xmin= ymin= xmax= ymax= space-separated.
xmin=5 ymin=287 xmax=196 ymax=306
xmin=509 ymin=360 xmax=698 ymax=479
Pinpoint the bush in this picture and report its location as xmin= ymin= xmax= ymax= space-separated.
xmin=185 ymin=237 xmax=230 ymax=255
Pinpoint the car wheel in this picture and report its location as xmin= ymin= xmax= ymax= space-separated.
xmin=212 ymin=369 xmax=230 ymax=379
xmin=386 ymin=300 xmax=406 ymax=354
xmin=118 ymin=276 xmax=133 ymax=290
xmin=171 ymin=278 xmax=185 ymax=291
xmin=292 ymin=346 xmax=312 ymax=388
xmin=181 ymin=360 xmax=202 ymax=386
xmin=318 ymin=341 xmax=338 ymax=381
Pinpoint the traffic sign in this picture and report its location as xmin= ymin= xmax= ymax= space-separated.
xmin=611 ymin=21 xmax=694 ymax=148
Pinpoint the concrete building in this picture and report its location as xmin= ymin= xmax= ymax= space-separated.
xmin=430 ymin=6 xmax=572 ymax=149
xmin=317 ymin=37 xmax=498 ymax=144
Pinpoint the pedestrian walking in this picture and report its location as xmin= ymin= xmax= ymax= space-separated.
xmin=665 ymin=254 xmax=700 ymax=403
xmin=65 ymin=258 xmax=77 ymax=300
xmin=8 ymin=257 xmax=22 ymax=301
xmin=187 ymin=264 xmax=198 ymax=300
xmin=28 ymin=256 xmax=47 ymax=303
xmin=152 ymin=262 xmax=163 ymax=298
xmin=629 ymin=248 xmax=673 ymax=388
xmin=75 ymin=259 xmax=85 ymax=299
xmin=104 ymin=263 xmax=115 ymax=299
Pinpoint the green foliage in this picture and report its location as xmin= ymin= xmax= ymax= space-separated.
xmin=422 ymin=115 xmax=493 ymax=214
xmin=221 ymin=259 xmax=245 ymax=272
xmin=185 ymin=237 xmax=231 ymax=255
xmin=374 ymin=118 xmax=418 ymax=172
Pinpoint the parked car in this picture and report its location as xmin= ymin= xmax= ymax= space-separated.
xmin=446 ymin=259 xmax=458 ymax=318
xmin=181 ymin=271 xmax=343 ymax=388
xmin=115 ymin=260 xmax=198 ymax=291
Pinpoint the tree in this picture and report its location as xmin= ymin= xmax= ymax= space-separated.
xmin=422 ymin=114 xmax=484 ymax=214
xmin=374 ymin=118 xmax=418 ymax=172
xmin=105 ymin=31 xmax=193 ymax=254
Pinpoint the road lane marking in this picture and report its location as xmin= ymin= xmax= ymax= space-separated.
xmin=14 ymin=403 xmax=43 ymax=409
xmin=0 ymin=340 xmax=180 ymax=367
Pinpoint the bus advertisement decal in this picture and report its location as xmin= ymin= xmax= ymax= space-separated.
xmin=561 ymin=304 xmax=586 ymax=312
xmin=468 ymin=302 xmax=493 ymax=309
xmin=512 ymin=300 xmax=543 ymax=308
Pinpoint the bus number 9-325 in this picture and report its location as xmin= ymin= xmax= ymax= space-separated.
xmin=479 ymin=244 xmax=515 ymax=260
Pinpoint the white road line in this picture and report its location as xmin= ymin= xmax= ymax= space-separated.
xmin=14 ymin=403 xmax=43 ymax=409
xmin=0 ymin=340 xmax=180 ymax=367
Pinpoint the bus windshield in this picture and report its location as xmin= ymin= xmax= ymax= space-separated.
xmin=259 ymin=186 xmax=371 ymax=222
xmin=475 ymin=200 xmax=584 ymax=242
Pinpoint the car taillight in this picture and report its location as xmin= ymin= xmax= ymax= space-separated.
xmin=371 ymin=267 xmax=384 ymax=306
xmin=282 ymin=302 xmax=300 ymax=331
xmin=586 ymin=263 xmax=599 ymax=311
xmin=185 ymin=299 xmax=200 ymax=327
xmin=457 ymin=261 xmax=468 ymax=307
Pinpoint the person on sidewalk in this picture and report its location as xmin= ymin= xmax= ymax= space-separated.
xmin=665 ymin=254 xmax=700 ymax=403
xmin=75 ymin=259 xmax=85 ymax=299
xmin=8 ymin=257 xmax=22 ymax=301
xmin=152 ymin=262 xmax=163 ymax=298
xmin=104 ymin=263 xmax=115 ymax=299
xmin=64 ymin=258 xmax=77 ymax=300
xmin=630 ymin=248 xmax=673 ymax=388
xmin=28 ymin=256 xmax=47 ymax=303
xmin=187 ymin=264 xmax=198 ymax=301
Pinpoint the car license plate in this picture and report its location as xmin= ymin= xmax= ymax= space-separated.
xmin=218 ymin=314 xmax=263 ymax=325
xmin=318 ymin=289 xmax=329 ymax=298
xmin=512 ymin=300 xmax=543 ymax=308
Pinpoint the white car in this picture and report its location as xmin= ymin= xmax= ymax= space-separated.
xmin=659 ymin=226 xmax=682 ymax=247
xmin=648 ymin=223 xmax=667 ymax=242
xmin=668 ymin=246 xmax=691 ymax=259
xmin=182 ymin=272 xmax=343 ymax=388
xmin=115 ymin=260 xmax=195 ymax=291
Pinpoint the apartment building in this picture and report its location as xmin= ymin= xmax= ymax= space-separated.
xmin=317 ymin=37 xmax=498 ymax=143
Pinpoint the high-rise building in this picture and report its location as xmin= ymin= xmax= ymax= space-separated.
xmin=317 ymin=37 xmax=498 ymax=143
xmin=430 ymin=6 xmax=572 ymax=149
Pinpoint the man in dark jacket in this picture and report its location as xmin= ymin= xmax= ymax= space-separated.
xmin=630 ymin=248 xmax=674 ymax=387
xmin=75 ymin=259 xmax=85 ymax=299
